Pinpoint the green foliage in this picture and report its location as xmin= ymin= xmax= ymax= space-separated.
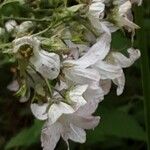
xmin=87 ymin=109 xmax=146 ymax=143
xmin=5 ymin=120 xmax=43 ymax=149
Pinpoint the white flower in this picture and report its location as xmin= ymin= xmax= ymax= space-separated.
xmin=30 ymin=85 xmax=88 ymax=124
xmin=41 ymin=99 xmax=100 ymax=150
xmin=31 ymin=50 xmax=60 ymax=80
xmin=118 ymin=1 xmax=140 ymax=31
xmin=16 ymin=21 xmax=34 ymax=35
xmin=62 ymin=33 xmax=111 ymax=100
xmin=102 ymin=48 xmax=141 ymax=95
xmin=5 ymin=20 xmax=17 ymax=33
xmin=13 ymin=36 xmax=60 ymax=80
xmin=88 ymin=0 xmax=105 ymax=19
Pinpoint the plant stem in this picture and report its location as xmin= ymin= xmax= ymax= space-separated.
xmin=1 ymin=17 xmax=52 ymax=22
xmin=134 ymin=4 xmax=150 ymax=150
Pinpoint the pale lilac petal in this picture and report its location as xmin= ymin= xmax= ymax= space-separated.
xmin=63 ymin=67 xmax=100 ymax=86
xmin=94 ymin=60 xmax=123 ymax=79
xmin=7 ymin=80 xmax=19 ymax=92
xmin=112 ymin=48 xmax=141 ymax=68
xmin=76 ymin=99 xmax=99 ymax=116
xmin=71 ymin=115 xmax=100 ymax=129
xmin=62 ymin=123 xmax=86 ymax=143
xmin=69 ymin=85 xmax=88 ymax=110
xmin=100 ymin=79 xmax=112 ymax=95
xmin=64 ymin=33 xmax=111 ymax=68
xmin=41 ymin=122 xmax=62 ymax=150
xmin=30 ymin=103 xmax=48 ymax=120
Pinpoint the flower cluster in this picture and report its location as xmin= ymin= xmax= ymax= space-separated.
xmin=4 ymin=0 xmax=142 ymax=149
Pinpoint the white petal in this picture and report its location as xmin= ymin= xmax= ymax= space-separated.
xmin=30 ymin=103 xmax=48 ymax=120
xmin=88 ymin=1 xmax=105 ymax=19
xmin=13 ymin=36 xmax=40 ymax=54
xmin=63 ymin=123 xmax=86 ymax=143
xmin=94 ymin=60 xmax=123 ymax=79
xmin=7 ymin=80 xmax=19 ymax=92
xmin=119 ymin=1 xmax=131 ymax=16
xmin=71 ymin=115 xmax=100 ymax=129
xmin=113 ymin=72 xmax=125 ymax=95
xmin=31 ymin=50 xmax=60 ymax=79
xmin=64 ymin=33 xmax=111 ymax=68
xmin=5 ymin=20 xmax=17 ymax=32
xmin=69 ymin=85 xmax=88 ymax=110
xmin=48 ymin=102 xmax=75 ymax=124
xmin=84 ymin=85 xmax=104 ymax=101
xmin=63 ymin=67 xmax=100 ymax=86
xmin=112 ymin=48 xmax=141 ymax=68
xmin=16 ymin=21 xmax=34 ymax=34
xmin=76 ymin=99 xmax=99 ymax=116
xmin=100 ymin=79 xmax=112 ymax=95
xmin=41 ymin=122 xmax=62 ymax=150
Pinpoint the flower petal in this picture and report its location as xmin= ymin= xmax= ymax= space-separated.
xmin=31 ymin=50 xmax=60 ymax=79
xmin=62 ymin=123 xmax=86 ymax=143
xmin=41 ymin=122 xmax=62 ymax=150
xmin=30 ymin=103 xmax=48 ymax=120
xmin=94 ymin=60 xmax=123 ymax=79
xmin=113 ymin=72 xmax=125 ymax=95
xmin=48 ymin=102 xmax=75 ymax=124
xmin=71 ymin=115 xmax=100 ymax=129
xmin=69 ymin=85 xmax=88 ymax=110
xmin=64 ymin=33 xmax=111 ymax=68
xmin=112 ymin=48 xmax=141 ymax=68
xmin=76 ymin=99 xmax=99 ymax=116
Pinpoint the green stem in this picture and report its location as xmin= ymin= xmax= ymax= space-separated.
xmin=1 ymin=16 xmax=52 ymax=22
xmin=44 ymin=78 xmax=52 ymax=96
xmin=135 ymin=5 xmax=150 ymax=150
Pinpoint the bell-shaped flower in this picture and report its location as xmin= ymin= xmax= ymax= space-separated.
xmin=30 ymin=85 xmax=88 ymax=124
xmin=41 ymin=98 xmax=100 ymax=150
xmin=99 ymin=48 xmax=141 ymax=95
xmin=13 ymin=36 xmax=60 ymax=80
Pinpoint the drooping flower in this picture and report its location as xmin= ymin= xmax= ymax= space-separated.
xmin=13 ymin=36 xmax=60 ymax=79
xmin=31 ymin=84 xmax=88 ymax=123
xmin=41 ymin=98 xmax=100 ymax=150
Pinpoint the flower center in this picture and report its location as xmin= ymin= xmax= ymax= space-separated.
xmin=18 ymin=44 xmax=34 ymax=59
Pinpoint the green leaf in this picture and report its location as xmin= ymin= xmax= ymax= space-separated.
xmin=0 ymin=0 xmax=25 ymax=17
xmin=5 ymin=120 xmax=43 ymax=149
xmin=87 ymin=109 xmax=146 ymax=143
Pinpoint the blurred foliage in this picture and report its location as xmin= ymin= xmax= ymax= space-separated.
xmin=0 ymin=0 xmax=149 ymax=150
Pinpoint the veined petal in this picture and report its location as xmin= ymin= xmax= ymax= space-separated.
xmin=48 ymin=102 xmax=75 ymax=124
xmin=63 ymin=67 xmax=100 ymax=86
xmin=62 ymin=123 xmax=86 ymax=143
xmin=64 ymin=33 xmax=111 ymax=68
xmin=94 ymin=60 xmax=123 ymax=79
xmin=30 ymin=50 xmax=60 ymax=79
xmin=70 ymin=115 xmax=100 ymax=129
xmin=30 ymin=103 xmax=48 ymax=120
xmin=112 ymin=48 xmax=141 ymax=68
xmin=68 ymin=85 xmax=88 ymax=110
xmin=41 ymin=122 xmax=62 ymax=150
xmin=76 ymin=99 xmax=99 ymax=116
